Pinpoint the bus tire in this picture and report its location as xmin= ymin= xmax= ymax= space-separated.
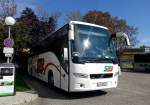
xmin=48 ymin=71 xmax=54 ymax=88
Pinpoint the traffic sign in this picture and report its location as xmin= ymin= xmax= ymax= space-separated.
xmin=3 ymin=38 xmax=14 ymax=47
xmin=3 ymin=47 xmax=14 ymax=54
xmin=5 ymin=53 xmax=12 ymax=57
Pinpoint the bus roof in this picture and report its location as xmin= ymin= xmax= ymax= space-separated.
xmin=69 ymin=21 xmax=108 ymax=30
xmin=38 ymin=21 xmax=108 ymax=43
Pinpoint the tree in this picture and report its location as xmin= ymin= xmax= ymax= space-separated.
xmin=11 ymin=22 xmax=32 ymax=49
xmin=17 ymin=8 xmax=38 ymax=45
xmin=83 ymin=11 xmax=115 ymax=32
xmin=83 ymin=10 xmax=138 ymax=48
xmin=36 ymin=5 xmax=49 ymax=21
xmin=50 ymin=11 xmax=61 ymax=29
xmin=18 ymin=7 xmax=38 ymax=28
xmin=140 ymin=45 xmax=147 ymax=48
xmin=0 ymin=23 xmax=8 ymax=46
xmin=0 ymin=0 xmax=16 ymax=20
xmin=18 ymin=7 xmax=58 ymax=47
xmin=65 ymin=10 xmax=82 ymax=23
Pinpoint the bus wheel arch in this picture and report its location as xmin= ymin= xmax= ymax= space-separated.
xmin=48 ymin=70 xmax=54 ymax=88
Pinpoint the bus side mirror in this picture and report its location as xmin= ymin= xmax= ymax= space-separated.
xmin=116 ymin=32 xmax=130 ymax=46
xmin=63 ymin=48 xmax=68 ymax=61
xmin=111 ymin=32 xmax=131 ymax=46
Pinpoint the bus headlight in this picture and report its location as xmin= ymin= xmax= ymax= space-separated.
xmin=73 ymin=73 xmax=88 ymax=78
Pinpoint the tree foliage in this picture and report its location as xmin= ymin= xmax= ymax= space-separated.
xmin=0 ymin=23 xmax=7 ymax=45
xmin=140 ymin=45 xmax=147 ymax=48
xmin=17 ymin=7 xmax=58 ymax=48
xmin=65 ymin=10 xmax=82 ymax=23
xmin=83 ymin=11 xmax=115 ymax=32
xmin=0 ymin=6 xmax=58 ymax=51
xmin=0 ymin=0 xmax=16 ymax=20
xmin=12 ymin=22 xmax=32 ymax=49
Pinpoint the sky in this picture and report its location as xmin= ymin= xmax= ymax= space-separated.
xmin=16 ymin=0 xmax=150 ymax=47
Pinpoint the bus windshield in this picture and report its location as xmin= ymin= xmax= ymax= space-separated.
xmin=71 ymin=24 xmax=118 ymax=63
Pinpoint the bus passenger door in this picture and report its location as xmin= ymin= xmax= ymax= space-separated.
xmin=60 ymin=47 xmax=69 ymax=91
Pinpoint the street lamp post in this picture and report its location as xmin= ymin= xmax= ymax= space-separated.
xmin=4 ymin=16 xmax=16 ymax=63
xmin=8 ymin=26 xmax=11 ymax=39
xmin=5 ymin=17 xmax=16 ymax=38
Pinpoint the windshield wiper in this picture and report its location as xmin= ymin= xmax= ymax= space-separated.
xmin=104 ymin=58 xmax=118 ymax=64
xmin=72 ymin=57 xmax=86 ymax=64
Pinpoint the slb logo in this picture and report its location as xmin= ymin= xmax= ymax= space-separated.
xmin=104 ymin=66 xmax=113 ymax=72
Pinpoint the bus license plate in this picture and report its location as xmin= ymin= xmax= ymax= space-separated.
xmin=97 ymin=82 xmax=108 ymax=87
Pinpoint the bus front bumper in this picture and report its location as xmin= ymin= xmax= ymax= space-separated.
xmin=69 ymin=78 xmax=118 ymax=92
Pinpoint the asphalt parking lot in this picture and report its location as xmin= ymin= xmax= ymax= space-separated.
xmin=23 ymin=72 xmax=150 ymax=105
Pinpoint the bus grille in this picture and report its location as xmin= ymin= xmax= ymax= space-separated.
xmin=90 ymin=73 xmax=113 ymax=79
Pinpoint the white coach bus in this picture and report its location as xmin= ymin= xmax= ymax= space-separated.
xmin=28 ymin=21 xmax=130 ymax=92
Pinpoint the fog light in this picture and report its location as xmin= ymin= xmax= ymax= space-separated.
xmin=80 ymin=83 xmax=85 ymax=88
xmin=73 ymin=73 xmax=88 ymax=78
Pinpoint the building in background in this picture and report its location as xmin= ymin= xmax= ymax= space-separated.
xmin=119 ymin=47 xmax=150 ymax=72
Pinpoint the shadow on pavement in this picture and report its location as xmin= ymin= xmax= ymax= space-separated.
xmin=23 ymin=75 xmax=107 ymax=100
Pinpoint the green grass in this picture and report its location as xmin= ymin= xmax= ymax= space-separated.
xmin=16 ymin=75 xmax=31 ymax=92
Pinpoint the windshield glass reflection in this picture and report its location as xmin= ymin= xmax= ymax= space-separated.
xmin=71 ymin=24 xmax=118 ymax=63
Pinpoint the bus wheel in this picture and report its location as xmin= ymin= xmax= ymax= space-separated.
xmin=48 ymin=71 xmax=54 ymax=88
